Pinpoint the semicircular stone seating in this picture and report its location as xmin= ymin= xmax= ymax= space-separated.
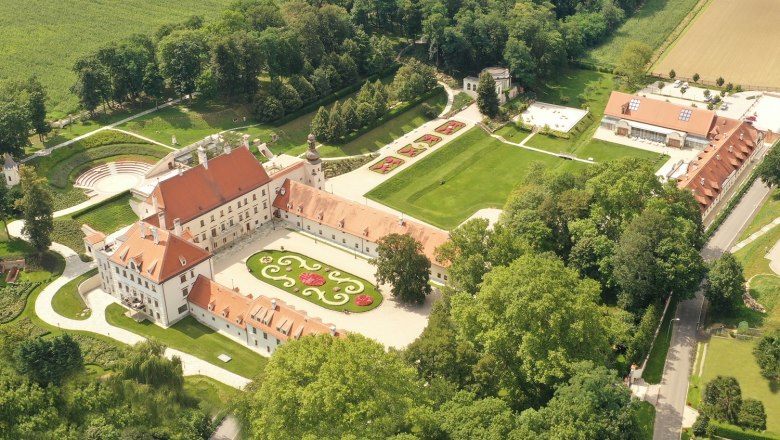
xmin=75 ymin=161 xmax=153 ymax=190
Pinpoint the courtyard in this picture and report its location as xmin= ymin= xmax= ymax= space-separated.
xmin=213 ymin=226 xmax=438 ymax=349
xmin=519 ymin=102 xmax=589 ymax=133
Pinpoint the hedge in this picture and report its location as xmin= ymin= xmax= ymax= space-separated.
xmin=712 ymin=422 xmax=780 ymax=440
xmin=0 ymin=281 xmax=43 ymax=324
xmin=50 ymin=144 xmax=169 ymax=188
xmin=30 ymin=131 xmax=149 ymax=175
xmin=334 ymin=86 xmax=445 ymax=145
xmin=272 ymin=63 xmax=402 ymax=126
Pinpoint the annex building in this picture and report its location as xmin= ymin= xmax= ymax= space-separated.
xmin=84 ymin=135 xmax=449 ymax=350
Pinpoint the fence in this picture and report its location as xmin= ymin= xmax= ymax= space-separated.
xmin=647 ymin=73 xmax=780 ymax=93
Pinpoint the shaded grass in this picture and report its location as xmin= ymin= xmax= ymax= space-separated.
xmin=246 ymin=250 xmax=383 ymax=313
xmin=585 ymin=0 xmax=700 ymax=67
xmin=184 ymin=375 xmax=241 ymax=418
xmin=106 ymin=303 xmax=266 ymax=379
xmin=51 ymin=268 xmax=97 ymax=320
xmin=701 ymin=337 xmax=780 ymax=434
xmin=643 ymin=297 xmax=679 ymax=384
xmin=740 ymin=189 xmax=780 ymax=241
xmin=637 ymin=401 xmax=656 ymax=440
xmin=366 ymin=127 xmax=561 ymax=229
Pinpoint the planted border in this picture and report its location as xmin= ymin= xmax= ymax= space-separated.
xmin=369 ymin=156 xmax=405 ymax=174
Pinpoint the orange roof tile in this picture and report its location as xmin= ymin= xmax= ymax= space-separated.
xmin=272 ymin=179 xmax=449 ymax=265
xmin=604 ymin=91 xmax=716 ymax=137
xmin=187 ymin=276 xmax=343 ymax=341
xmin=84 ymin=232 xmax=106 ymax=245
xmin=677 ymin=121 xmax=762 ymax=212
xmin=147 ymin=146 xmax=271 ymax=226
xmin=110 ymin=222 xmax=212 ymax=284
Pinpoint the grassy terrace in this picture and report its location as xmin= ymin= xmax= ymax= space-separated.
xmin=585 ymin=0 xmax=701 ymax=67
xmin=53 ymin=192 xmax=137 ymax=253
xmin=51 ymin=268 xmax=97 ymax=320
xmin=740 ymin=189 xmax=780 ymax=241
xmin=106 ymin=304 xmax=266 ymax=379
xmin=0 ymin=0 xmax=230 ymax=117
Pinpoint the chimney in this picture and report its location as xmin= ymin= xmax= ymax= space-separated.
xmin=139 ymin=221 xmax=146 ymax=238
xmin=157 ymin=210 xmax=167 ymax=230
xmin=329 ymin=325 xmax=336 ymax=336
xmin=729 ymin=145 xmax=733 ymax=153
xmin=271 ymin=299 xmax=277 ymax=310
xmin=739 ymin=132 xmax=744 ymax=141
xmin=700 ymin=177 xmax=705 ymax=186
xmin=173 ymin=218 xmax=182 ymax=236
xmin=398 ymin=214 xmax=405 ymax=226
xmin=151 ymin=227 xmax=159 ymax=244
xmin=198 ymin=145 xmax=208 ymax=170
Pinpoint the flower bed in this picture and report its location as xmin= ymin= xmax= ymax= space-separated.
xmin=370 ymin=156 xmax=405 ymax=174
xmin=435 ymin=120 xmax=466 ymax=135
xmin=415 ymin=134 xmax=442 ymax=146
xmin=247 ymin=250 xmax=383 ymax=313
xmin=398 ymin=145 xmax=426 ymax=158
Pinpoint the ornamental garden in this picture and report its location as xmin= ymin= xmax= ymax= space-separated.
xmin=246 ymin=250 xmax=383 ymax=313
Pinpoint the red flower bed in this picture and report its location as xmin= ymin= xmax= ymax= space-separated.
xmin=299 ymin=272 xmax=326 ymax=286
xmin=369 ymin=156 xmax=405 ymax=174
xmin=398 ymin=145 xmax=425 ymax=157
xmin=354 ymin=294 xmax=374 ymax=306
xmin=415 ymin=134 xmax=442 ymax=146
xmin=435 ymin=120 xmax=465 ymax=135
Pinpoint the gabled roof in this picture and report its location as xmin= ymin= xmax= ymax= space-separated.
xmin=109 ymin=222 xmax=212 ymax=284
xmin=272 ymin=179 xmax=449 ymax=265
xmin=677 ymin=121 xmax=762 ymax=211
xmin=187 ymin=276 xmax=342 ymax=341
xmin=146 ymin=146 xmax=271 ymax=226
xmin=604 ymin=91 xmax=716 ymax=137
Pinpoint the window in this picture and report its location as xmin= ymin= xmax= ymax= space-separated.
xmin=212 ymin=228 xmax=217 ymax=237
xmin=200 ymin=220 xmax=205 ymax=227
xmin=228 ymin=206 xmax=232 ymax=213
xmin=244 ymin=197 xmax=248 ymax=205
xmin=437 ymin=273 xmax=441 ymax=278
xmin=223 ymin=238 xmax=227 ymax=244
xmin=130 ymin=274 xmax=134 ymax=282
xmin=267 ymin=346 xmax=270 ymax=353
xmin=226 ymin=324 xmax=230 ymax=328
xmin=255 ymin=340 xmax=258 ymax=346
xmin=264 ymin=215 xmax=268 ymax=220
xmin=342 ymin=238 xmax=346 ymax=244
xmin=220 ymin=210 xmax=224 ymax=217
xmin=355 ymin=243 xmax=359 ymax=249
xmin=276 ymin=338 xmax=280 ymax=345
xmin=182 ymin=287 xmax=188 ymax=297
xmin=211 ymin=215 xmax=215 ymax=222
xmin=263 ymin=202 xmax=267 ymax=209
xmin=190 ymin=270 xmax=194 ymax=278
xmin=145 ymin=281 xmax=149 ymax=289
xmin=154 ymin=300 xmax=159 ymax=307
xmin=332 ymin=234 xmax=335 ymax=239
xmin=262 ymin=189 xmax=266 ymax=196
xmin=319 ymin=230 xmax=322 ymax=235
xmin=252 ymin=327 xmax=257 ymax=334
xmin=253 ymin=194 xmax=257 ymax=201
xmin=306 ymin=225 xmax=310 ymax=230
xmin=221 ymin=224 xmax=226 ymax=231
xmin=237 ymin=201 xmax=241 ymax=208
xmin=628 ymin=98 xmax=640 ymax=111
xmin=263 ymin=332 xmax=268 ymax=340
xmin=230 ymin=219 xmax=234 ymax=227
xmin=202 ymin=233 xmax=206 ymax=241
xmin=366 ymin=248 xmax=370 ymax=253
xmin=180 ymin=274 xmax=186 ymax=283
xmin=123 ymin=270 xmax=127 ymax=277
xmin=118 ymin=282 xmax=123 ymax=289
xmin=115 ymin=267 xmax=119 ymax=274
xmin=156 ymin=312 xmax=160 ymax=319
xmin=151 ymin=285 xmax=156 ymax=292
xmin=212 ymin=316 xmax=215 ymax=321
xmin=254 ymin=206 xmax=258 ymax=214
xmin=444 ymin=275 xmax=448 ymax=281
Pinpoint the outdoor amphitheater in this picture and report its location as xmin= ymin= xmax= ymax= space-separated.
xmin=74 ymin=161 xmax=152 ymax=195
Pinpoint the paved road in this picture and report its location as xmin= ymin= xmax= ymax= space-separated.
xmin=653 ymin=179 xmax=773 ymax=440
xmin=210 ymin=415 xmax=242 ymax=440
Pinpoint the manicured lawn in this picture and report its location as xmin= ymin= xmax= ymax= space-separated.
xmin=494 ymin=123 xmax=532 ymax=144
xmin=643 ymin=297 xmax=679 ymax=384
xmin=585 ymin=0 xmax=700 ymax=67
xmin=51 ymin=268 xmax=97 ymax=320
xmin=701 ymin=336 xmax=780 ymax=434
xmin=0 ymin=0 xmax=231 ymax=117
xmin=740 ymin=189 xmax=780 ymax=241
xmin=184 ymin=375 xmax=241 ymax=418
xmin=246 ymin=250 xmax=383 ymax=313
xmin=536 ymin=69 xmax=616 ymax=121
xmin=53 ymin=192 xmax=137 ymax=253
xmin=637 ymin=401 xmax=656 ymax=440
xmin=105 ymin=303 xmax=266 ymax=379
xmin=318 ymin=88 xmax=448 ymax=157
xmin=449 ymin=92 xmax=474 ymax=115
xmin=366 ymin=127 xmax=561 ymax=229
xmin=572 ymin=139 xmax=670 ymax=168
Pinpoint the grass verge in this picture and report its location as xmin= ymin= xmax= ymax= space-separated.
xmin=643 ymin=297 xmax=679 ymax=384
xmin=51 ymin=268 xmax=97 ymax=320
xmin=637 ymin=401 xmax=656 ymax=440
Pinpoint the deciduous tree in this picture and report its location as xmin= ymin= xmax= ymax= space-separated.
xmin=310 ymin=106 xmax=330 ymax=141
xmin=756 ymin=144 xmax=780 ymax=187
xmin=702 ymin=376 xmax=742 ymax=424
xmin=704 ymin=252 xmax=745 ymax=313
xmin=738 ymin=398 xmax=767 ymax=431
xmin=753 ymin=330 xmax=780 ymax=380
xmin=17 ymin=166 xmax=53 ymax=256
xmin=616 ymin=41 xmax=652 ymax=85
xmin=15 ymin=334 xmax=83 ymax=385
xmin=476 ymin=71 xmax=499 ymax=118
xmin=157 ymin=29 xmax=207 ymax=97
xmin=372 ymin=233 xmax=432 ymax=305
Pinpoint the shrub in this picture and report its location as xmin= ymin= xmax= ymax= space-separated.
xmin=323 ymin=155 xmax=378 ymax=178
xmin=738 ymin=399 xmax=767 ymax=431
xmin=738 ymin=321 xmax=750 ymax=334
xmin=421 ymin=102 xmax=438 ymax=119
xmin=753 ymin=330 xmax=780 ymax=380
xmin=0 ymin=281 xmax=42 ymax=323
xmin=692 ymin=414 xmax=710 ymax=436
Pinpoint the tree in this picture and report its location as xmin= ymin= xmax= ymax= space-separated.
xmin=702 ymin=376 xmax=742 ymax=424
xmin=437 ymin=391 xmax=517 ymax=440
xmin=15 ymin=334 xmax=83 ymax=385
xmin=704 ymin=89 xmax=711 ymax=99
xmin=753 ymin=330 xmax=780 ymax=380
xmin=756 ymin=144 xmax=780 ymax=186
xmin=704 ymin=252 xmax=745 ymax=313
xmin=738 ymin=398 xmax=767 ymax=431
xmin=310 ymin=106 xmax=330 ymax=141
xmin=372 ymin=233 xmax=432 ymax=305
xmin=450 ymin=253 xmax=610 ymax=408
xmin=17 ymin=166 xmax=53 ymax=256
xmin=693 ymin=73 xmax=700 ymax=83
xmin=71 ymin=56 xmax=111 ymax=114
xmin=503 ymin=38 xmax=537 ymax=86
xmin=340 ymin=98 xmax=358 ymax=131
xmin=514 ymin=362 xmax=640 ymax=439
xmin=118 ymin=340 xmax=183 ymax=390
xmin=252 ymin=94 xmax=284 ymax=123
xmin=0 ymin=100 xmax=30 ymax=158
xmin=276 ymin=83 xmax=302 ymax=113
xmin=669 ymin=69 xmax=676 ymax=79
xmin=157 ymin=29 xmax=207 ymax=97
xmin=716 ymin=76 xmax=725 ymax=87
xmin=309 ymin=66 xmax=332 ymax=98
xmin=141 ymin=62 xmax=165 ymax=106
xmin=616 ymin=41 xmax=652 ymax=85
xmin=208 ymin=30 xmax=263 ymax=98
xmin=355 ymin=101 xmax=375 ymax=128
xmin=392 ymin=60 xmax=438 ymax=102
xmin=726 ymin=82 xmax=734 ymax=92
xmin=435 ymin=218 xmax=495 ymax=295
xmin=626 ymin=303 xmax=660 ymax=362
xmin=327 ymin=100 xmax=346 ymax=140
xmin=476 ymin=71 xmax=499 ymax=118
xmin=289 ymin=75 xmax=317 ymax=104
xmin=371 ymin=80 xmax=388 ymax=117
xmin=24 ymin=77 xmax=49 ymax=142
xmin=237 ymin=334 xmax=421 ymax=439
xmin=680 ymin=87 xmax=687 ymax=97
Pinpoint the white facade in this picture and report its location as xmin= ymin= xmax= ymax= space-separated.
xmin=188 ymin=303 xmax=283 ymax=355
xmin=463 ymin=67 xmax=516 ymax=105
xmin=3 ymin=154 xmax=20 ymax=187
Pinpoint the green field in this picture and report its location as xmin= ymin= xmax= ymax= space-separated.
xmin=106 ymin=303 xmax=266 ymax=379
xmin=0 ymin=0 xmax=231 ymax=117
xmin=701 ymin=337 xmax=780 ymax=434
xmin=585 ymin=0 xmax=700 ymax=67
xmin=366 ymin=127 xmax=562 ymax=229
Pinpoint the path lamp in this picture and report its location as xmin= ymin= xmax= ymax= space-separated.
xmin=668 ymin=318 xmax=681 ymax=343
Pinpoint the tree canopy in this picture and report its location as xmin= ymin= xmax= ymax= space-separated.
xmin=704 ymin=252 xmax=745 ymax=314
xmin=372 ymin=233 xmax=432 ymax=305
xmin=18 ymin=166 xmax=54 ymax=255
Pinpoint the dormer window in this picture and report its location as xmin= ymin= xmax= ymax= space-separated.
xmin=208 ymin=302 xmax=215 ymax=311
xmin=222 ymin=308 xmax=229 ymax=318
xmin=338 ymin=219 xmax=344 ymax=228
xmin=179 ymin=256 xmax=187 ymax=266
xmin=236 ymin=316 xmax=243 ymax=324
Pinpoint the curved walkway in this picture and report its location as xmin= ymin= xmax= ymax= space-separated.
xmin=7 ymin=220 xmax=251 ymax=389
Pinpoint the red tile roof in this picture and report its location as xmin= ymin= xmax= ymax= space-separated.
xmin=110 ymin=222 xmax=212 ymax=284
xmin=272 ymin=179 xmax=449 ymax=265
xmin=147 ymin=146 xmax=271 ymax=225
xmin=187 ymin=276 xmax=343 ymax=341
xmin=604 ymin=91 xmax=716 ymax=137
xmin=677 ymin=121 xmax=762 ymax=212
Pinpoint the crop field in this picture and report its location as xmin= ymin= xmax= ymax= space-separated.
xmin=585 ymin=0 xmax=699 ymax=67
xmin=653 ymin=0 xmax=780 ymax=88
xmin=0 ymin=0 xmax=231 ymax=118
